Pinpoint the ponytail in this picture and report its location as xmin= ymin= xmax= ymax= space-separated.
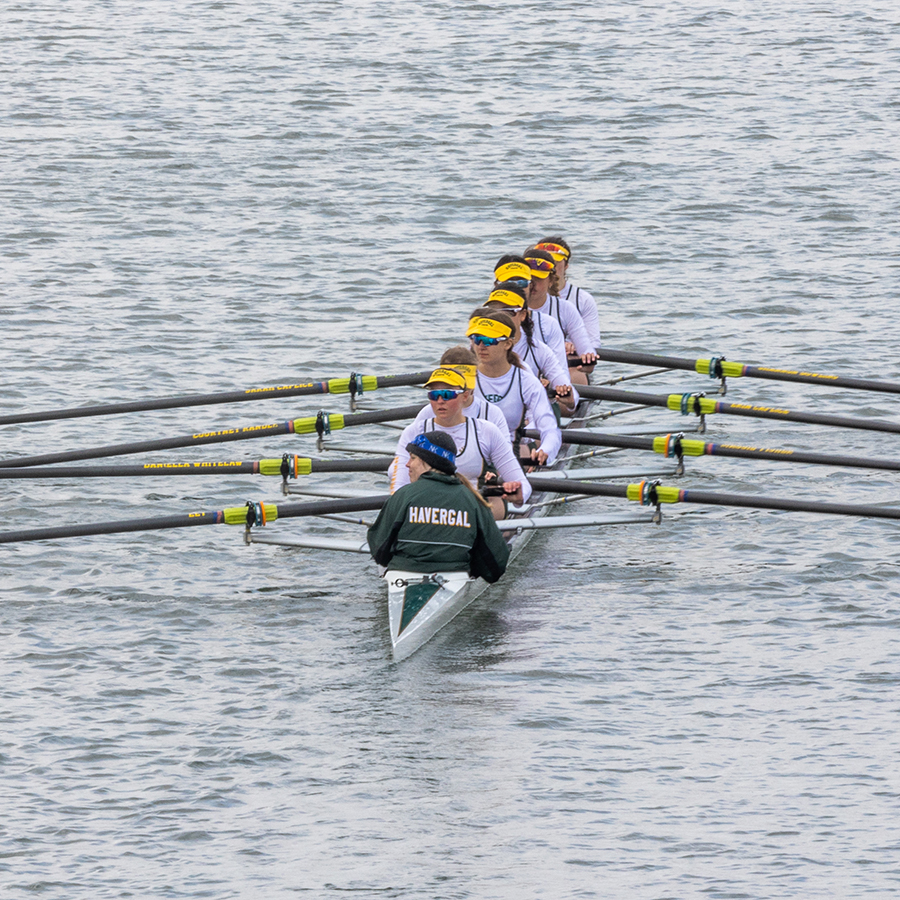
xmin=547 ymin=267 xmax=560 ymax=296
xmin=520 ymin=303 xmax=535 ymax=348
xmin=457 ymin=472 xmax=491 ymax=508
xmin=506 ymin=347 xmax=524 ymax=369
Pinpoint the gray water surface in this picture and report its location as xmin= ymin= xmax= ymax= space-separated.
xmin=2 ymin=2 xmax=900 ymax=897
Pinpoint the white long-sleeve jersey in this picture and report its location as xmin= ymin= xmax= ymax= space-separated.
xmin=530 ymin=309 xmax=567 ymax=371
xmin=474 ymin=365 xmax=562 ymax=465
xmin=532 ymin=294 xmax=594 ymax=355
xmin=389 ymin=415 xmax=532 ymax=501
xmin=513 ymin=333 xmax=580 ymax=406
xmin=555 ymin=282 xmax=601 ymax=348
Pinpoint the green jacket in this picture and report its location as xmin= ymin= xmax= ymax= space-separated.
xmin=367 ymin=471 xmax=510 ymax=583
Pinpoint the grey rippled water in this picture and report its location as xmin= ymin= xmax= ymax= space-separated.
xmin=2 ymin=1 xmax=900 ymax=897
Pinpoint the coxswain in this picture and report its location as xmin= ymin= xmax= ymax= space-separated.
xmin=367 ymin=431 xmax=510 ymax=585
xmin=466 ymin=308 xmax=562 ymax=466
xmin=484 ymin=281 xmax=578 ymax=416
xmin=535 ymin=236 xmax=601 ymax=348
xmin=389 ymin=366 xmax=532 ymax=519
xmin=523 ymin=246 xmax=598 ymax=384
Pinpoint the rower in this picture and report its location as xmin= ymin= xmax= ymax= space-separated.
xmin=434 ymin=345 xmax=511 ymax=434
xmin=494 ymin=255 xmax=568 ymax=372
xmin=536 ymin=236 xmax=601 ymax=348
xmin=484 ymin=281 xmax=578 ymax=416
xmin=367 ymin=431 xmax=510 ymax=585
xmin=523 ymin=246 xmax=598 ymax=384
xmin=389 ymin=366 xmax=531 ymax=519
xmin=466 ymin=309 xmax=562 ymax=466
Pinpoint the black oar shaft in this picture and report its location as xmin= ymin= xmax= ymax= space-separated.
xmin=526 ymin=475 xmax=900 ymax=521
xmin=700 ymin=443 xmax=900 ymax=472
xmin=592 ymin=348 xmax=900 ymax=395
xmin=577 ymin=385 xmax=900 ymax=436
xmin=0 ymin=371 xmax=430 ymax=426
xmin=672 ymin=488 xmax=900 ymax=520
xmin=0 ymin=406 xmax=418 ymax=469
xmin=0 ymin=457 xmax=394 ymax=479
xmin=592 ymin=349 xmax=699 ymax=373
xmin=0 ymin=496 xmax=389 ymax=545
xmin=526 ymin=428 xmax=900 ymax=473
xmin=527 ymin=475 xmax=629 ymax=500
xmin=0 ymin=423 xmax=292 ymax=469
xmin=0 ymin=462 xmax=258 ymax=479
xmin=310 ymin=457 xmax=393 ymax=473
xmin=0 ymin=512 xmax=222 ymax=543
xmin=524 ymin=428 xmax=653 ymax=453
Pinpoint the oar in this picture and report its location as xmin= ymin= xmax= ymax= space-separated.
xmin=524 ymin=428 xmax=900 ymax=473
xmin=0 ymin=495 xmax=389 ymax=545
xmin=589 ymin=348 xmax=900 ymax=395
xmin=577 ymin=385 xmax=900 ymax=436
xmin=0 ymin=370 xmax=430 ymax=426
xmin=0 ymin=456 xmax=393 ymax=479
xmin=526 ymin=475 xmax=900 ymax=521
xmin=0 ymin=405 xmax=418 ymax=469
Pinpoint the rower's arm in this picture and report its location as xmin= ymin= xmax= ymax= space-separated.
xmin=486 ymin=425 xmax=532 ymax=502
xmin=525 ymin=380 xmax=562 ymax=466
xmin=563 ymin=303 xmax=595 ymax=357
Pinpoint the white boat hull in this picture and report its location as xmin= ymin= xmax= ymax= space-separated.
xmin=387 ymin=569 xmax=486 ymax=661
xmin=379 ymin=398 xmax=668 ymax=659
xmin=384 ymin=400 xmax=601 ymax=660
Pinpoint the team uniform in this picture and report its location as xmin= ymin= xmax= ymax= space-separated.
xmin=454 ymin=394 xmax=511 ymax=434
xmin=367 ymin=470 xmax=510 ymax=582
xmin=389 ymin=415 xmax=532 ymax=501
xmin=474 ymin=365 xmax=562 ymax=465
xmin=530 ymin=308 xmax=568 ymax=371
xmin=535 ymin=294 xmax=596 ymax=355
xmin=554 ymin=282 xmax=601 ymax=348
xmin=513 ymin=332 xmax=580 ymax=407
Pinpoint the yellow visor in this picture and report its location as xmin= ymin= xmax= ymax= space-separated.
xmin=488 ymin=288 xmax=525 ymax=309
xmin=466 ymin=316 xmax=513 ymax=340
xmin=424 ymin=367 xmax=469 ymax=390
xmin=494 ymin=261 xmax=532 ymax=282
xmin=445 ymin=364 xmax=476 ymax=389
xmin=535 ymin=241 xmax=570 ymax=261
xmin=525 ymin=256 xmax=553 ymax=278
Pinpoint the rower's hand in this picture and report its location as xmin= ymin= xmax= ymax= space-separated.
xmin=501 ymin=481 xmax=524 ymax=506
xmin=554 ymin=383 xmax=576 ymax=413
xmin=564 ymin=341 xmax=576 ymax=355
xmin=556 ymin=387 xmax=575 ymax=416
xmin=579 ymin=351 xmax=597 ymax=367
xmin=531 ymin=448 xmax=549 ymax=466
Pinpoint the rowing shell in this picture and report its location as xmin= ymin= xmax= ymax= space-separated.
xmin=385 ymin=399 xmax=596 ymax=662
xmin=387 ymin=569 xmax=480 ymax=661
